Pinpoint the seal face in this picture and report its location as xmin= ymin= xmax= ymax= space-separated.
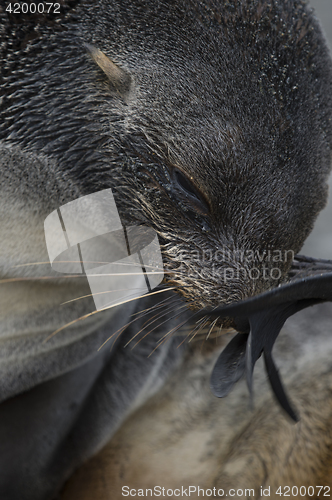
xmin=3 ymin=0 xmax=332 ymax=310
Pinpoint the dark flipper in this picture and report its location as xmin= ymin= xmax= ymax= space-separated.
xmin=204 ymin=255 xmax=332 ymax=421
xmin=263 ymin=350 xmax=298 ymax=422
xmin=210 ymin=333 xmax=248 ymax=397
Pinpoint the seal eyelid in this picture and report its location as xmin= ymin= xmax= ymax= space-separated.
xmin=173 ymin=169 xmax=210 ymax=213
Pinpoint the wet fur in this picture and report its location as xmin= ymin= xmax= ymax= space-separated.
xmin=2 ymin=0 xmax=332 ymax=306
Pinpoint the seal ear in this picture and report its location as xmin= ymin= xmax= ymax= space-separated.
xmin=84 ymin=43 xmax=133 ymax=97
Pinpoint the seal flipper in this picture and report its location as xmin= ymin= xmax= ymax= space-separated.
xmin=206 ymin=255 xmax=332 ymax=421
xmin=263 ymin=349 xmax=298 ymax=422
xmin=210 ymin=333 xmax=248 ymax=397
xmin=246 ymin=305 xmax=299 ymax=421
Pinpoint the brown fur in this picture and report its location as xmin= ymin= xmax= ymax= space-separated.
xmin=61 ymin=304 xmax=332 ymax=499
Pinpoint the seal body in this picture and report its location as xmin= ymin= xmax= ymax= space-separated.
xmin=61 ymin=303 xmax=332 ymax=500
xmin=1 ymin=1 xmax=332 ymax=499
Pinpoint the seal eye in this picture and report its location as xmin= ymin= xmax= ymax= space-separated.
xmin=173 ymin=169 xmax=209 ymax=215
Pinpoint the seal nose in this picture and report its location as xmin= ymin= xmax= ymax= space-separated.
xmin=218 ymin=255 xmax=289 ymax=303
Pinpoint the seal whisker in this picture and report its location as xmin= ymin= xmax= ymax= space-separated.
xmin=148 ymin=313 xmax=197 ymax=358
xmin=60 ymin=283 xmax=169 ymax=306
xmin=129 ymin=294 xmax=178 ymax=317
xmin=124 ymin=301 xmax=187 ymax=348
xmin=43 ymin=288 xmax=177 ymax=344
xmin=188 ymin=317 xmax=210 ymax=343
xmin=130 ymin=303 xmax=193 ymax=350
xmin=206 ymin=317 xmax=219 ymax=340
xmin=0 ymin=276 xmax=85 ymax=284
xmin=100 ymin=298 xmax=190 ymax=351
xmin=97 ymin=298 xmax=178 ymax=351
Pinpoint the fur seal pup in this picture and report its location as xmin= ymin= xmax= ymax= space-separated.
xmin=1 ymin=0 xmax=332 ymax=499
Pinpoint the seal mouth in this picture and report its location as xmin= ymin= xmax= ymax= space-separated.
xmin=201 ymin=254 xmax=332 ymax=422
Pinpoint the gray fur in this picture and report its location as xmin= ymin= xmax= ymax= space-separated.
xmin=1 ymin=0 xmax=332 ymax=498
